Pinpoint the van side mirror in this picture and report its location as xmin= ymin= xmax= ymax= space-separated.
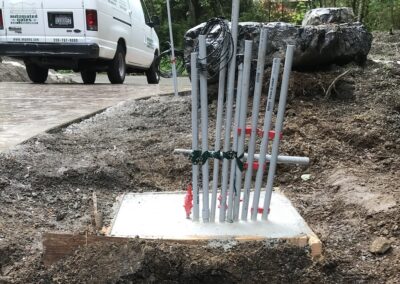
xmin=151 ymin=16 xmax=160 ymax=27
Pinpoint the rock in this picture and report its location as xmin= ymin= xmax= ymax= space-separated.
xmin=187 ymin=22 xmax=372 ymax=69
xmin=0 ymin=57 xmax=77 ymax=83
xmin=377 ymin=221 xmax=385 ymax=227
xmin=301 ymin=174 xmax=311 ymax=181
xmin=0 ymin=177 xmax=9 ymax=188
xmin=72 ymin=202 xmax=80 ymax=209
xmin=302 ymin=8 xmax=355 ymax=26
xmin=369 ymin=237 xmax=392 ymax=254
xmin=335 ymin=80 xmax=356 ymax=100
xmin=184 ymin=10 xmax=372 ymax=72
xmin=56 ymin=212 xmax=67 ymax=221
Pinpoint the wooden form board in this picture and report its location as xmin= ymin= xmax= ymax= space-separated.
xmin=42 ymin=233 xmax=131 ymax=267
xmin=42 ymin=232 xmax=322 ymax=267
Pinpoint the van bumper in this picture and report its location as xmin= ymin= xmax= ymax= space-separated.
xmin=0 ymin=42 xmax=100 ymax=58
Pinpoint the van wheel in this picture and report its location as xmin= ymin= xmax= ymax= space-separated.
xmin=26 ymin=64 xmax=49 ymax=84
xmin=107 ymin=45 xmax=126 ymax=84
xmin=81 ymin=70 xmax=97 ymax=84
xmin=146 ymin=55 xmax=160 ymax=84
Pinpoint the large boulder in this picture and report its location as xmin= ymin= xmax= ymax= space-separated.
xmin=184 ymin=9 xmax=372 ymax=71
xmin=302 ymin=7 xmax=355 ymax=26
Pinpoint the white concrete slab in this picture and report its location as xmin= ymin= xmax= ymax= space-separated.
xmin=110 ymin=191 xmax=314 ymax=240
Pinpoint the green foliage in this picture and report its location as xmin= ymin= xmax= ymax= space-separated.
xmin=293 ymin=2 xmax=308 ymax=24
xmin=240 ymin=1 xmax=269 ymax=22
xmin=364 ymin=0 xmax=400 ymax=31
xmin=158 ymin=51 xmax=187 ymax=77
xmin=151 ymin=0 xmax=190 ymax=48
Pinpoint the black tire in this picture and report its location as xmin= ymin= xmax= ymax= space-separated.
xmin=81 ymin=69 xmax=97 ymax=84
xmin=26 ymin=64 xmax=49 ymax=84
xmin=146 ymin=55 xmax=160 ymax=84
xmin=107 ymin=44 xmax=126 ymax=84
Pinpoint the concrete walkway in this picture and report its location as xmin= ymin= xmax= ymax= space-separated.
xmin=0 ymin=76 xmax=190 ymax=152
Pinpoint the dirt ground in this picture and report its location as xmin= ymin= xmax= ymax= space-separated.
xmin=0 ymin=31 xmax=399 ymax=283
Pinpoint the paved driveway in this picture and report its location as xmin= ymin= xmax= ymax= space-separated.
xmin=0 ymin=76 xmax=191 ymax=152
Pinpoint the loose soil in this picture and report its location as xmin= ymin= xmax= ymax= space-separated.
xmin=0 ymin=32 xmax=399 ymax=283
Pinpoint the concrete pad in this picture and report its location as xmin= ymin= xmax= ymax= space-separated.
xmin=109 ymin=192 xmax=320 ymax=251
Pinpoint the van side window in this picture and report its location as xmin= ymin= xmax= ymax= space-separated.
xmin=139 ymin=0 xmax=151 ymax=24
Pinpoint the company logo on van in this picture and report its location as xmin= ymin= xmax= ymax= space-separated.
xmin=145 ymin=37 xmax=154 ymax=49
xmin=10 ymin=10 xmax=39 ymax=25
xmin=9 ymin=27 xmax=22 ymax=33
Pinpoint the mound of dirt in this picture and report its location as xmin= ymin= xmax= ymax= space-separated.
xmin=0 ymin=57 xmax=76 ymax=83
xmin=0 ymin=32 xmax=399 ymax=283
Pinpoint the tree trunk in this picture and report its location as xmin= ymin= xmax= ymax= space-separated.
xmin=216 ymin=0 xmax=224 ymax=17
xmin=390 ymin=0 xmax=395 ymax=30
xmin=357 ymin=0 xmax=365 ymax=22
xmin=352 ymin=0 xmax=357 ymax=13
xmin=269 ymin=0 xmax=272 ymax=22
xmin=187 ymin=0 xmax=199 ymax=25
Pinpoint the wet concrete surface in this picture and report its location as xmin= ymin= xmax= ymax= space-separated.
xmin=0 ymin=75 xmax=191 ymax=152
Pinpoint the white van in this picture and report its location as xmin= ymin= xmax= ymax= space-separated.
xmin=0 ymin=0 xmax=160 ymax=84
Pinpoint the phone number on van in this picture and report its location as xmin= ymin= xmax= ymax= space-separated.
xmin=53 ymin=38 xmax=79 ymax=43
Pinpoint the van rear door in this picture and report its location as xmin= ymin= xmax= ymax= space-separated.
xmin=42 ymin=0 xmax=86 ymax=44
xmin=3 ymin=0 xmax=46 ymax=43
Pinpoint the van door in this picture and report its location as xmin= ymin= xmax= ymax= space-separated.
xmin=140 ymin=0 xmax=157 ymax=62
xmin=3 ymin=0 xmax=46 ymax=43
xmin=129 ymin=0 xmax=153 ymax=67
xmin=42 ymin=0 xmax=86 ymax=44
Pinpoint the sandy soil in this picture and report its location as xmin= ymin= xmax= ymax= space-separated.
xmin=0 ymin=32 xmax=399 ymax=283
